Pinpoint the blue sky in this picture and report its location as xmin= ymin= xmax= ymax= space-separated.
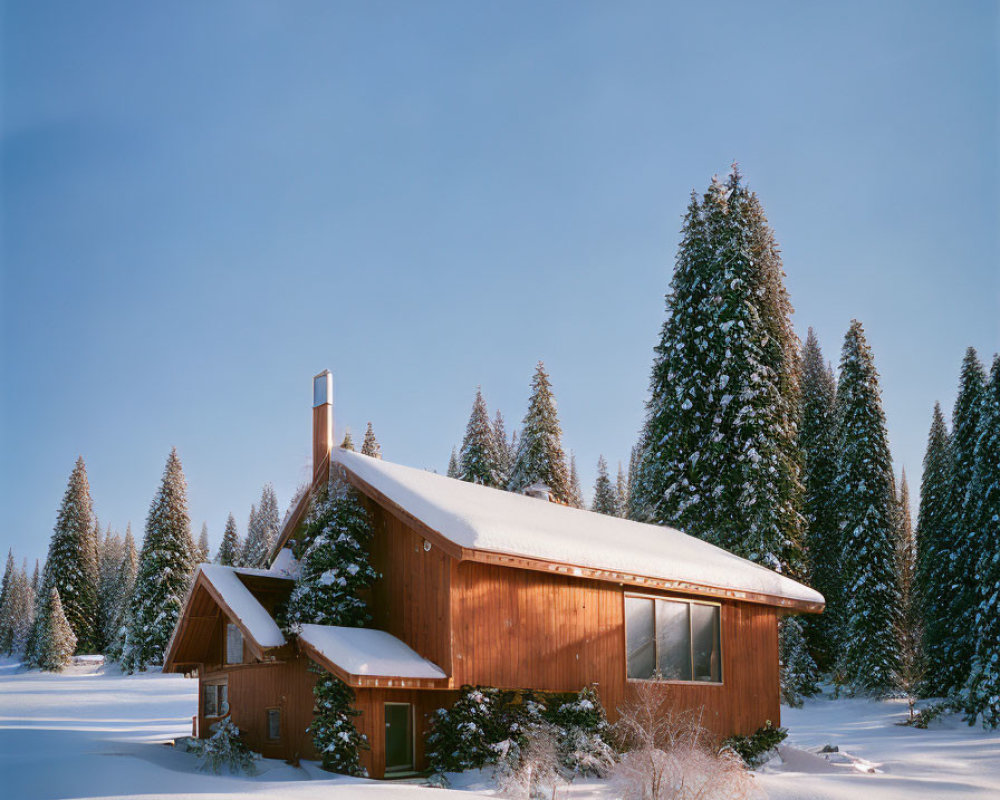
xmin=2 ymin=1 xmax=997 ymax=566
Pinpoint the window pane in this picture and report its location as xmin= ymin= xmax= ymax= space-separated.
xmin=691 ymin=604 xmax=721 ymax=682
xmin=219 ymin=684 xmax=229 ymax=715
xmin=203 ymin=685 xmax=218 ymax=717
xmin=226 ymin=624 xmax=243 ymax=664
xmin=656 ymin=600 xmax=692 ymax=681
xmin=267 ymin=709 xmax=280 ymax=740
xmin=625 ymin=597 xmax=656 ymax=679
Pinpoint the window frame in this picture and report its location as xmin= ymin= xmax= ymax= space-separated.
xmin=202 ymin=680 xmax=229 ymax=719
xmin=623 ymin=593 xmax=724 ymax=686
xmin=265 ymin=707 xmax=281 ymax=741
xmin=224 ymin=622 xmax=244 ymax=665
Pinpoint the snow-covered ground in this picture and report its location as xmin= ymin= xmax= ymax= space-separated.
xmin=1 ymin=659 xmax=997 ymax=799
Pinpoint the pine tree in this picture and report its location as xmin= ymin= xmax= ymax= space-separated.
xmin=241 ymin=504 xmax=259 ymax=568
xmin=615 ymin=463 xmax=628 ymax=518
xmin=197 ymin=523 xmax=211 ymax=563
xmin=508 ymin=362 xmax=570 ymax=502
xmin=893 ymin=469 xmax=924 ymax=704
xmin=799 ymin=329 xmax=842 ymax=671
xmin=0 ymin=561 xmax=34 ymax=656
xmin=0 ymin=549 xmax=14 ymax=616
xmin=31 ymin=560 xmax=40 ymax=593
xmin=963 ymin=355 xmax=1000 ymax=727
xmin=567 ymin=453 xmax=585 ymax=509
xmin=216 ymin=514 xmax=241 ymax=566
xmin=834 ymin=321 xmax=899 ymax=694
xmin=591 ymin=457 xmax=618 ymax=516
xmin=779 ymin=615 xmax=819 ymax=707
xmin=121 ymin=449 xmax=197 ymax=672
xmin=283 ymin=481 xmax=379 ymax=630
xmin=361 ymin=423 xmax=381 ymax=459
xmin=941 ymin=348 xmax=988 ymax=696
xmin=243 ymin=485 xmax=281 ymax=568
xmin=282 ymin=479 xmax=379 ymax=776
xmin=446 ymin=447 xmax=460 ymax=479
xmin=34 ymin=587 xmax=76 ymax=671
xmin=459 ymin=389 xmax=504 ymax=488
xmin=96 ymin=527 xmax=125 ymax=653
xmin=106 ymin=525 xmax=137 ymax=662
xmin=624 ymin=442 xmax=645 ymax=521
xmin=29 ymin=458 xmax=99 ymax=655
xmin=916 ymin=403 xmax=953 ymax=695
xmin=638 ymin=170 xmax=803 ymax=572
xmin=341 ymin=430 xmax=355 ymax=451
xmin=492 ymin=411 xmax=513 ymax=488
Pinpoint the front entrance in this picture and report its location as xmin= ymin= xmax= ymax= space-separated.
xmin=384 ymin=702 xmax=414 ymax=774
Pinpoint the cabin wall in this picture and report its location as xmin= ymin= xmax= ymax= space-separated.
xmin=364 ymin=501 xmax=453 ymax=673
xmin=450 ymin=560 xmax=780 ymax=739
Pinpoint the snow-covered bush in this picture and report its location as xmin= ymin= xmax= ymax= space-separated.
xmin=544 ymin=686 xmax=616 ymax=777
xmin=193 ymin=717 xmax=258 ymax=775
xmin=493 ymin=725 xmax=567 ymax=800
xmin=426 ymin=686 xmax=517 ymax=774
xmin=310 ymin=670 xmax=368 ymax=776
xmin=720 ymin=720 xmax=787 ymax=768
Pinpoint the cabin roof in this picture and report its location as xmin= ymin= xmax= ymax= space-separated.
xmin=197 ymin=565 xmax=288 ymax=649
xmin=331 ymin=448 xmax=825 ymax=610
xmin=297 ymin=624 xmax=449 ymax=687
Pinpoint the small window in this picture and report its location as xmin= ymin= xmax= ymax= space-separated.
xmin=225 ymin=623 xmax=243 ymax=664
xmin=266 ymin=708 xmax=281 ymax=740
xmin=203 ymin=683 xmax=228 ymax=718
xmin=624 ymin=596 xmax=722 ymax=683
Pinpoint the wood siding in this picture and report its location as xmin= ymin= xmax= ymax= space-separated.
xmin=450 ymin=560 xmax=780 ymax=739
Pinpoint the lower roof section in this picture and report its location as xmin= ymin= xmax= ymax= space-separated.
xmin=297 ymin=624 xmax=450 ymax=689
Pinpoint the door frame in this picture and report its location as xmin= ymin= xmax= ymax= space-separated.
xmin=383 ymin=701 xmax=415 ymax=775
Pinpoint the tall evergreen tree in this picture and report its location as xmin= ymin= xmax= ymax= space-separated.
xmin=243 ymin=486 xmax=281 ymax=568
xmin=508 ymin=362 xmax=570 ymax=502
xmin=799 ymin=329 xmax=841 ymax=671
xmin=31 ymin=560 xmax=40 ymax=593
xmin=637 ymin=170 xmax=804 ymax=572
xmin=29 ymin=458 xmax=99 ymax=655
xmin=0 ymin=561 xmax=34 ymax=656
xmin=615 ymin=463 xmax=628 ymax=518
xmin=567 ymin=453 xmax=585 ymax=509
xmin=196 ymin=523 xmax=211 ymax=563
xmin=96 ymin=527 xmax=125 ymax=653
xmin=459 ymin=389 xmax=504 ymax=487
xmin=121 ymin=449 xmax=197 ymax=672
xmin=446 ymin=447 xmax=460 ymax=479
xmin=591 ymin=456 xmax=618 ymax=516
xmin=216 ymin=513 xmax=241 ymax=566
xmin=33 ymin=587 xmax=76 ymax=672
xmin=0 ymin=550 xmax=14 ymax=614
xmin=893 ymin=470 xmax=923 ymax=700
xmin=106 ymin=526 xmax=137 ymax=661
xmin=241 ymin=504 xmax=260 ymax=567
xmin=941 ymin=348 xmax=987 ymax=696
xmin=834 ymin=321 xmax=899 ymax=694
xmin=492 ymin=411 xmax=513 ymax=487
xmin=341 ymin=430 xmax=355 ymax=451
xmin=625 ymin=441 xmax=645 ymax=521
xmin=963 ymin=355 xmax=1000 ymax=727
xmin=361 ymin=423 xmax=381 ymax=459
xmin=915 ymin=403 xmax=954 ymax=694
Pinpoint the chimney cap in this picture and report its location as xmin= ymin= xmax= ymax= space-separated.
xmin=313 ymin=371 xmax=333 ymax=408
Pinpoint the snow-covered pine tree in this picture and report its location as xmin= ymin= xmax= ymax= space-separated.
xmin=282 ymin=479 xmax=378 ymax=775
xmin=31 ymin=560 xmax=40 ymax=593
xmin=624 ymin=441 xmax=645 ymax=521
xmin=893 ymin=469 xmax=923 ymax=703
xmin=96 ymin=527 xmax=124 ymax=653
xmin=615 ymin=463 xmax=628 ymax=518
xmin=0 ymin=550 xmax=14 ymax=617
xmin=216 ymin=514 xmax=241 ymax=566
xmin=963 ymin=355 xmax=1000 ymax=727
xmin=120 ymin=448 xmax=197 ymax=673
xmin=106 ymin=525 xmax=138 ymax=662
xmin=29 ymin=458 xmax=99 ymax=655
xmin=834 ymin=321 xmax=900 ymax=694
xmin=258 ymin=484 xmax=280 ymax=563
xmin=446 ymin=447 xmax=460 ymax=479
xmin=940 ymin=348 xmax=987 ymax=696
xmin=799 ymin=329 xmax=841 ymax=672
xmin=0 ymin=553 xmax=16 ymax=653
xmin=779 ymin=615 xmax=819 ymax=707
xmin=0 ymin=561 xmax=34 ymax=655
xmin=341 ymin=430 xmax=355 ymax=451
xmin=638 ymin=170 xmax=804 ymax=572
xmin=241 ymin=504 xmax=260 ymax=568
xmin=567 ymin=453 xmax=585 ymax=509
xmin=361 ymin=423 xmax=381 ymax=459
xmin=34 ymin=587 xmax=77 ymax=671
xmin=591 ymin=457 xmax=618 ymax=516
xmin=459 ymin=389 xmax=504 ymax=488
xmin=492 ymin=411 xmax=512 ymax=488
xmin=508 ymin=362 xmax=570 ymax=502
xmin=197 ymin=523 xmax=211 ymax=563
xmin=915 ymin=402 xmax=953 ymax=695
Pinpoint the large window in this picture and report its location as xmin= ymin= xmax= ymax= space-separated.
xmin=203 ymin=682 xmax=228 ymax=718
xmin=225 ymin=623 xmax=243 ymax=665
xmin=625 ymin=596 xmax=722 ymax=683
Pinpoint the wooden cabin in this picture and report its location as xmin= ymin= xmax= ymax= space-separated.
xmin=164 ymin=370 xmax=824 ymax=778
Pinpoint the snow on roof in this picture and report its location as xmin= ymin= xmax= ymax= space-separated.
xmin=333 ymin=448 xmax=824 ymax=606
xmin=298 ymin=624 xmax=447 ymax=680
xmin=198 ymin=564 xmax=287 ymax=649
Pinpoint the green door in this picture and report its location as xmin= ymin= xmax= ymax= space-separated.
xmin=384 ymin=703 xmax=413 ymax=774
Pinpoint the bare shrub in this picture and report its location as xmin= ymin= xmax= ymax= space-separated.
xmin=493 ymin=722 xmax=568 ymax=800
xmin=611 ymin=683 xmax=760 ymax=800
